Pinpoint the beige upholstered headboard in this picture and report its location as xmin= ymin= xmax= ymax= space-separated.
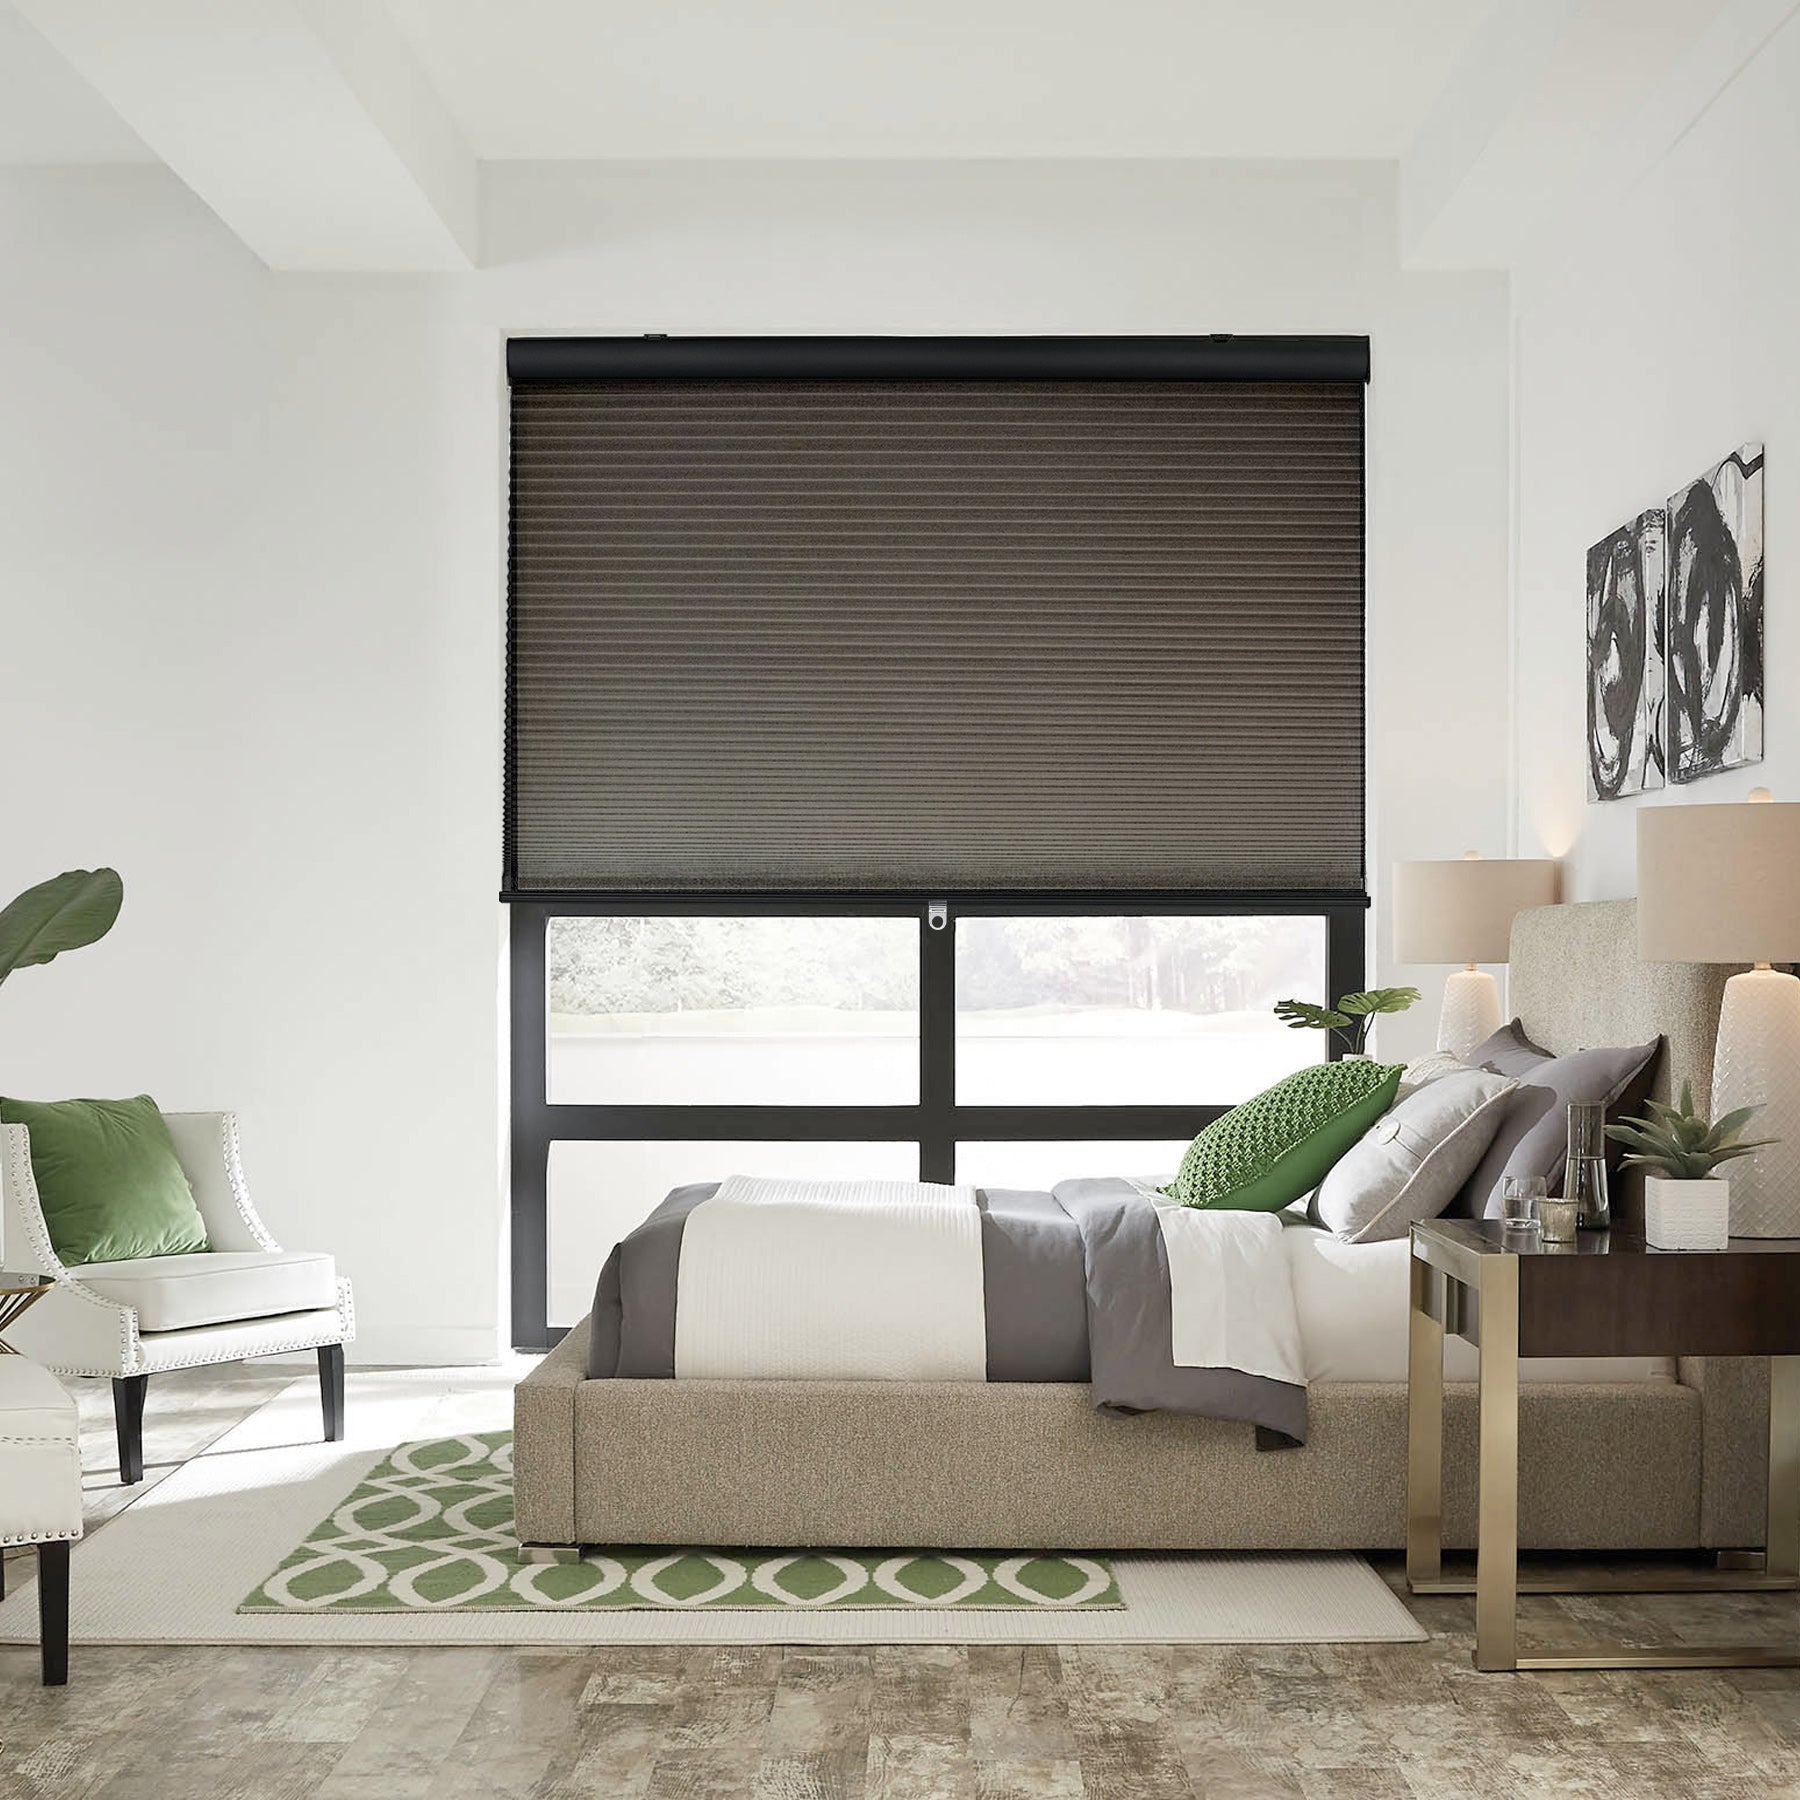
xmin=1507 ymin=898 xmax=1736 ymax=1114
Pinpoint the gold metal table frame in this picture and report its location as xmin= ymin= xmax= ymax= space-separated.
xmin=1406 ymin=1238 xmax=1800 ymax=1672
xmin=0 ymin=1269 xmax=53 ymax=1354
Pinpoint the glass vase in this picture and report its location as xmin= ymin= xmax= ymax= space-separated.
xmin=1564 ymin=1099 xmax=1610 ymax=1230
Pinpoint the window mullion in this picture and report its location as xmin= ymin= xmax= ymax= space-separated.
xmin=919 ymin=911 xmax=956 ymax=1182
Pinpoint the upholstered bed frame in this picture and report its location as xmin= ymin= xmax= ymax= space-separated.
xmin=514 ymin=899 xmax=1769 ymax=1552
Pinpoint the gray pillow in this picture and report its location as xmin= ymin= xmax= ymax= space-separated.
xmin=1313 ymin=1069 xmax=1518 ymax=1243
xmin=1465 ymin=1018 xmax=1554 ymax=1078
xmin=1448 ymin=1036 xmax=1663 ymax=1219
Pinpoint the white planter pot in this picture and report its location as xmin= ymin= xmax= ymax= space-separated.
xmin=1644 ymin=1176 xmax=1731 ymax=1251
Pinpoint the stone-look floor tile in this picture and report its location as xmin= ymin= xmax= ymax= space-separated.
xmin=647 ymin=1746 xmax=767 ymax=1797
xmin=866 ymin=1729 xmax=973 ymax=1800
xmin=973 ymin=1758 xmax=1086 ymax=1799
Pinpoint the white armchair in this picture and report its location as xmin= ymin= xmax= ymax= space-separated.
xmin=0 ymin=1111 xmax=354 ymax=1484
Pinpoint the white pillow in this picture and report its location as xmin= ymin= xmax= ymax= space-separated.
xmin=1396 ymin=1050 xmax=1476 ymax=1102
xmin=1314 ymin=1069 xmax=1517 ymax=1243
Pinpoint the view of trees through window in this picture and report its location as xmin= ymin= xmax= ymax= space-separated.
xmin=548 ymin=915 xmax=1322 ymax=1020
xmin=546 ymin=914 xmax=1327 ymax=1108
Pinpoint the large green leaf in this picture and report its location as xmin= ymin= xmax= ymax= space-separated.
xmin=1273 ymin=999 xmax=1351 ymax=1033
xmin=1335 ymin=986 xmax=1421 ymax=1018
xmin=0 ymin=868 xmax=124 ymax=986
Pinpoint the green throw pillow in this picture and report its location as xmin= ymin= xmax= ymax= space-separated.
xmin=0 ymin=1094 xmax=209 ymax=1266
xmin=1165 ymin=1060 xmax=1404 ymax=1212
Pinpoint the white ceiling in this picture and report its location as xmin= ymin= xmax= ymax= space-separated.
xmin=0 ymin=1 xmax=147 ymax=163
xmin=382 ymin=0 xmax=1501 ymax=161
xmin=6 ymin=0 xmax=1792 ymax=270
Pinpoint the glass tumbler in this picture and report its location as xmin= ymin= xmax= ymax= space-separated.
xmin=1501 ymin=1175 xmax=1546 ymax=1239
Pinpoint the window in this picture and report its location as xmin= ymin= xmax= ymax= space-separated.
xmin=548 ymin=916 xmax=919 ymax=1105
xmin=505 ymin=336 xmax=1368 ymax=1347
xmin=511 ymin=899 xmax=1363 ymax=1348
xmin=955 ymin=915 xmax=1326 ymax=1107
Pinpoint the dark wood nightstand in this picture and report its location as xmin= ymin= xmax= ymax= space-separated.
xmin=1408 ymin=1217 xmax=1800 ymax=1671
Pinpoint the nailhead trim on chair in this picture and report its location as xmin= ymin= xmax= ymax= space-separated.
xmin=215 ymin=1112 xmax=280 ymax=1253
xmin=0 ymin=1530 xmax=81 ymax=1546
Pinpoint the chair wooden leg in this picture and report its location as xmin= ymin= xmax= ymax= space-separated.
xmin=38 ymin=1541 xmax=69 ymax=1686
xmin=113 ymin=1374 xmax=148 ymax=1485
xmin=318 ymin=1343 xmax=345 ymax=1443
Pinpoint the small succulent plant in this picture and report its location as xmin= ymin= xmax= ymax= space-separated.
xmin=1605 ymin=1081 xmax=1778 ymax=1181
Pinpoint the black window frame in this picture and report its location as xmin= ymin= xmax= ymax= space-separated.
xmin=510 ymin=890 xmax=1365 ymax=1349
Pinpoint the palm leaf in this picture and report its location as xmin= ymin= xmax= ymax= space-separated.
xmin=0 ymin=869 xmax=123 ymax=987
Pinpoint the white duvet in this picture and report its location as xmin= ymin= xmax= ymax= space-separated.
xmin=673 ymin=1175 xmax=988 ymax=1381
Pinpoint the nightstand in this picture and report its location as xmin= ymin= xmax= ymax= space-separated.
xmin=1407 ymin=1217 xmax=1800 ymax=1671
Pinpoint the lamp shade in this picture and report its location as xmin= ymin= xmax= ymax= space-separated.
xmin=1638 ymin=800 xmax=1800 ymax=963
xmin=1391 ymin=857 xmax=1560 ymax=965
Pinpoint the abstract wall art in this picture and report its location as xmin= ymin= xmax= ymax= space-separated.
xmin=1665 ymin=443 xmax=1765 ymax=785
xmin=1586 ymin=508 xmax=1666 ymax=801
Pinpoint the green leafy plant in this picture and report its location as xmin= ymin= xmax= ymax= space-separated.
xmin=1605 ymin=1080 xmax=1777 ymax=1181
xmin=1273 ymin=986 xmax=1420 ymax=1055
xmin=0 ymin=868 xmax=124 ymax=990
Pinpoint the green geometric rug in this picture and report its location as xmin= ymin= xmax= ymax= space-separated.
xmin=240 ymin=1431 xmax=1123 ymax=1613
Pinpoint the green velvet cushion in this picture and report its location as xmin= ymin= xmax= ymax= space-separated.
xmin=0 ymin=1094 xmax=209 ymax=1266
xmin=1165 ymin=1060 xmax=1405 ymax=1212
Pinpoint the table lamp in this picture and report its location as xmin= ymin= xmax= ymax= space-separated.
xmin=1391 ymin=854 xmax=1561 ymax=1059
xmin=1638 ymin=789 xmax=1800 ymax=1237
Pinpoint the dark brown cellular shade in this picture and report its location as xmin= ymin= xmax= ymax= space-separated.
xmin=505 ymin=348 xmax=1365 ymax=896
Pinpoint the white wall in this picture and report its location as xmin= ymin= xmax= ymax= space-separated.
xmin=0 ymin=157 xmax=1509 ymax=1360
xmin=1511 ymin=10 xmax=1800 ymax=897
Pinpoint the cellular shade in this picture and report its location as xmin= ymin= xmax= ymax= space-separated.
xmin=505 ymin=342 xmax=1367 ymax=895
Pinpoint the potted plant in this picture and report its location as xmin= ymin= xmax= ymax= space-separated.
xmin=1273 ymin=987 xmax=1420 ymax=1058
xmin=1605 ymin=1081 xmax=1776 ymax=1250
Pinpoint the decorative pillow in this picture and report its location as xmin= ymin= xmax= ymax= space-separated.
xmin=1465 ymin=1018 xmax=1554 ymax=1079
xmin=1447 ymin=1037 xmax=1663 ymax=1219
xmin=1313 ymin=1069 xmax=1518 ymax=1243
xmin=0 ymin=1094 xmax=209 ymax=1266
xmin=1396 ymin=1051 xmax=1476 ymax=1102
xmin=1165 ymin=1060 xmax=1404 ymax=1213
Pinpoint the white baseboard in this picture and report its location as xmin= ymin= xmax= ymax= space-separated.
xmin=252 ymin=1324 xmax=506 ymax=1368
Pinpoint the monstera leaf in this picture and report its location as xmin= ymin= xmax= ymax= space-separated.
xmin=1273 ymin=999 xmax=1353 ymax=1032
xmin=0 ymin=868 xmax=124 ymax=988
xmin=1335 ymin=987 xmax=1422 ymax=1019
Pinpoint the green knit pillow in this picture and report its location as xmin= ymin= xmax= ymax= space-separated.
xmin=1165 ymin=1061 xmax=1404 ymax=1212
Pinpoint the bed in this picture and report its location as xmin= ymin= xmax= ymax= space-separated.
xmin=514 ymin=898 xmax=1769 ymax=1553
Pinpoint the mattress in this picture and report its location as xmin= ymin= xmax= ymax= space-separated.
xmin=1284 ymin=1224 xmax=1675 ymax=1385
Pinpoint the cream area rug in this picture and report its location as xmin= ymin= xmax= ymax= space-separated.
xmin=0 ymin=1367 xmax=1425 ymax=1648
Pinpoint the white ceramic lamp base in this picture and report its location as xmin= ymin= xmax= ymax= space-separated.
xmin=1437 ymin=967 xmax=1504 ymax=1062
xmin=1711 ymin=966 xmax=1800 ymax=1239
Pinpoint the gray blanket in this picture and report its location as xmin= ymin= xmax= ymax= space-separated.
xmin=585 ymin=1178 xmax=1305 ymax=1443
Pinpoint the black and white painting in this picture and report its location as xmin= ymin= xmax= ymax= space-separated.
xmin=1586 ymin=508 xmax=1666 ymax=801
xmin=1666 ymin=443 xmax=1765 ymax=784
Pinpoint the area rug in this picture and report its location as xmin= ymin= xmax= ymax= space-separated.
xmin=0 ymin=1367 xmax=1425 ymax=1647
xmin=241 ymin=1429 xmax=1122 ymax=1613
